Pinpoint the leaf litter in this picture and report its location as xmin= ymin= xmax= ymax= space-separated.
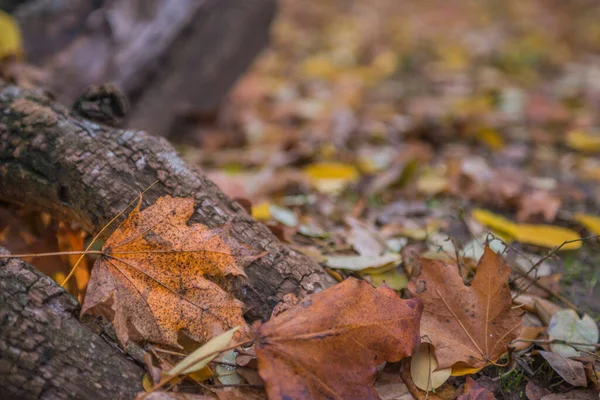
xmin=2 ymin=0 xmax=600 ymax=398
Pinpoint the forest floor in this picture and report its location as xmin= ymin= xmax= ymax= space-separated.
xmin=1 ymin=0 xmax=599 ymax=399
xmin=183 ymin=0 xmax=600 ymax=397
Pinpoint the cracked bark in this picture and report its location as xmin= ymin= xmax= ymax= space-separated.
xmin=0 ymin=82 xmax=335 ymax=397
xmin=0 ymin=247 xmax=144 ymax=400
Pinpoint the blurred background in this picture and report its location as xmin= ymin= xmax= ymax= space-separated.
xmin=1 ymin=0 xmax=600 ymax=321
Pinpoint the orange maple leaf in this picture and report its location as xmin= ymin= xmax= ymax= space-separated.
xmin=81 ymin=195 xmax=264 ymax=348
xmin=255 ymin=278 xmax=422 ymax=400
xmin=408 ymin=246 xmax=522 ymax=370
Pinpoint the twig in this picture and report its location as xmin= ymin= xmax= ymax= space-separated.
xmin=512 ymin=339 xmax=600 ymax=348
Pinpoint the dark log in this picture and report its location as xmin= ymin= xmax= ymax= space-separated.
xmin=0 ymin=82 xmax=334 ymax=322
xmin=0 ymin=83 xmax=334 ymax=396
xmin=0 ymin=247 xmax=144 ymax=400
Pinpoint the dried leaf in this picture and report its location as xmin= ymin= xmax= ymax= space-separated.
xmin=408 ymin=246 xmax=523 ymax=369
xmin=325 ymin=252 xmax=402 ymax=271
xmin=516 ymin=191 xmax=561 ymax=223
xmin=304 ymin=162 xmax=359 ymax=194
xmin=410 ymin=343 xmax=451 ymax=391
xmin=566 ymin=129 xmax=600 ymax=153
xmin=574 ymin=213 xmax=600 ymax=235
xmin=538 ymin=351 xmax=587 ymax=387
xmin=0 ymin=10 xmax=23 ymax=60
xmin=167 ymin=327 xmax=239 ymax=375
xmin=548 ymin=310 xmax=599 ymax=358
xmin=457 ymin=377 xmax=496 ymax=400
xmin=346 ymin=217 xmax=387 ymax=257
xmin=255 ymin=278 xmax=422 ymax=400
xmin=82 ymin=196 xmax=263 ymax=348
xmin=472 ymin=209 xmax=581 ymax=250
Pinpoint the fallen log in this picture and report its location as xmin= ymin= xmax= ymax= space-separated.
xmin=0 ymin=83 xmax=334 ymax=398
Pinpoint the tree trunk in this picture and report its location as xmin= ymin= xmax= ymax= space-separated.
xmin=0 ymin=83 xmax=335 ymax=398
xmin=0 ymin=247 xmax=145 ymax=400
xmin=14 ymin=0 xmax=276 ymax=137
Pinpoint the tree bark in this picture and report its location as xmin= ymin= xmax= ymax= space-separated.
xmin=0 ymin=247 xmax=144 ymax=400
xmin=0 ymin=83 xmax=334 ymax=397
xmin=0 ymin=82 xmax=334 ymax=320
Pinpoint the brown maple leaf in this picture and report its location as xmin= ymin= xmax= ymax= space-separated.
xmin=82 ymin=195 xmax=263 ymax=348
xmin=457 ymin=377 xmax=496 ymax=400
xmin=255 ymin=278 xmax=422 ymax=400
xmin=408 ymin=246 xmax=522 ymax=370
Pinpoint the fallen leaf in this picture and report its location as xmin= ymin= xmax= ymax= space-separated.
xmin=410 ymin=343 xmax=452 ymax=391
xmin=525 ymin=380 xmax=550 ymax=400
xmin=472 ymin=209 xmax=581 ymax=250
xmin=0 ymin=10 xmax=23 ymax=61
xmin=457 ymin=377 xmax=496 ymax=400
xmin=375 ymin=372 xmax=412 ymax=400
xmin=516 ymin=191 xmax=561 ymax=223
xmin=304 ymin=162 xmax=359 ymax=194
xmin=514 ymin=225 xmax=581 ymax=250
xmin=538 ymin=351 xmax=587 ymax=387
xmin=346 ymin=217 xmax=387 ymax=257
xmin=167 ymin=327 xmax=239 ymax=375
xmin=574 ymin=213 xmax=600 ymax=235
xmin=408 ymin=246 xmax=523 ymax=369
xmin=540 ymin=390 xmax=599 ymax=400
xmin=548 ymin=309 xmax=599 ymax=358
xmin=82 ymin=196 xmax=263 ymax=348
xmin=510 ymin=326 xmax=545 ymax=352
xmin=566 ymin=129 xmax=600 ymax=153
xmin=368 ymin=267 xmax=408 ymax=290
xmin=325 ymin=252 xmax=402 ymax=271
xmin=251 ymin=202 xmax=271 ymax=220
xmin=255 ymin=277 xmax=422 ymax=400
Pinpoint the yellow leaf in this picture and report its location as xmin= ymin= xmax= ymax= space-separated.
xmin=367 ymin=268 xmax=408 ymax=290
xmin=0 ymin=10 xmax=23 ymax=60
xmin=478 ymin=127 xmax=505 ymax=151
xmin=142 ymin=374 xmax=153 ymax=392
xmin=167 ymin=326 xmax=239 ymax=376
xmin=304 ymin=162 xmax=359 ymax=194
xmin=188 ymin=366 xmax=214 ymax=382
xmin=416 ymin=171 xmax=448 ymax=196
xmin=252 ymin=202 xmax=271 ymax=220
xmin=451 ymin=364 xmax=484 ymax=376
xmin=574 ymin=213 xmax=600 ymax=235
xmin=566 ymin=129 xmax=600 ymax=153
xmin=513 ymin=225 xmax=581 ymax=250
xmin=300 ymin=56 xmax=338 ymax=80
xmin=52 ymin=272 xmax=67 ymax=285
xmin=410 ymin=343 xmax=451 ymax=391
xmin=472 ymin=209 xmax=581 ymax=250
xmin=471 ymin=209 xmax=518 ymax=237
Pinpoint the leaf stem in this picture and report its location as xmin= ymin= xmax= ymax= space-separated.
xmin=0 ymin=250 xmax=104 ymax=258
xmin=60 ymin=180 xmax=158 ymax=287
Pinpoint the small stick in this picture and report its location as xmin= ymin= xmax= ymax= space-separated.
xmin=512 ymin=339 xmax=600 ymax=348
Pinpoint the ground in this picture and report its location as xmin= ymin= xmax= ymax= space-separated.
xmin=1 ymin=0 xmax=599 ymax=398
